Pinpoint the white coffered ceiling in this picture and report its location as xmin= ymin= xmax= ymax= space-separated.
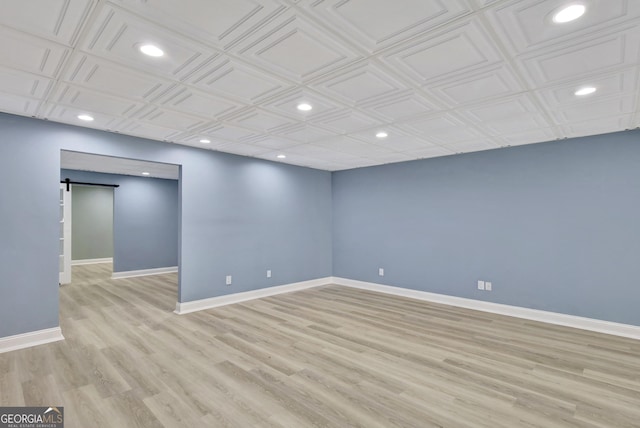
xmin=0 ymin=0 xmax=639 ymax=171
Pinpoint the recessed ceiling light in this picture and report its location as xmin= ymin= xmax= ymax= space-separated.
xmin=376 ymin=131 xmax=388 ymax=138
xmin=199 ymin=139 xmax=211 ymax=144
xmin=277 ymin=154 xmax=287 ymax=159
xmin=574 ymin=86 xmax=596 ymax=96
xmin=552 ymin=3 xmax=586 ymax=23
xmin=139 ymin=44 xmax=164 ymax=57
xmin=297 ymin=103 xmax=312 ymax=111
xmin=141 ymin=172 xmax=150 ymax=176
xmin=77 ymin=114 xmax=94 ymax=121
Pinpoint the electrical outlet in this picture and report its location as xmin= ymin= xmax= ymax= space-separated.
xmin=477 ymin=280 xmax=485 ymax=290
xmin=378 ymin=268 xmax=384 ymax=276
xmin=226 ymin=275 xmax=232 ymax=286
xmin=485 ymin=281 xmax=492 ymax=291
xmin=267 ymin=270 xmax=271 ymax=278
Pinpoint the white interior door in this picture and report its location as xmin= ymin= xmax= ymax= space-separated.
xmin=59 ymin=183 xmax=72 ymax=284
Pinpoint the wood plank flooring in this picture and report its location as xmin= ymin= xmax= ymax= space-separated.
xmin=1 ymin=263 xmax=640 ymax=427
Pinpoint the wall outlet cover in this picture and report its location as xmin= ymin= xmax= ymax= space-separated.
xmin=477 ymin=280 xmax=485 ymax=290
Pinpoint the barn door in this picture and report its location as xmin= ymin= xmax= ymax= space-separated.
xmin=59 ymin=183 xmax=72 ymax=284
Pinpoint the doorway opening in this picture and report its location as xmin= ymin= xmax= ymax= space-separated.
xmin=59 ymin=150 xmax=181 ymax=310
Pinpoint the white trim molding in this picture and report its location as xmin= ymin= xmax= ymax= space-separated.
xmin=174 ymin=277 xmax=332 ymax=315
xmin=331 ymin=277 xmax=640 ymax=341
xmin=0 ymin=327 xmax=65 ymax=354
xmin=72 ymin=257 xmax=113 ymax=266
xmin=172 ymin=275 xmax=640 ymax=341
xmin=112 ymin=266 xmax=178 ymax=279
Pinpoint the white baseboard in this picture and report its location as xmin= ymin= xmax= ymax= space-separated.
xmin=174 ymin=277 xmax=332 ymax=315
xmin=0 ymin=327 xmax=65 ymax=354
xmin=112 ymin=266 xmax=178 ymax=279
xmin=72 ymin=257 xmax=113 ymax=266
xmin=172 ymin=274 xmax=640 ymax=341
xmin=331 ymin=277 xmax=640 ymax=341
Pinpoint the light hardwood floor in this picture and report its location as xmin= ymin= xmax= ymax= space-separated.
xmin=1 ymin=264 xmax=640 ymax=427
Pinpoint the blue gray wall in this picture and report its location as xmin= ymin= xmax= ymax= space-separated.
xmin=0 ymin=112 xmax=332 ymax=338
xmin=62 ymin=170 xmax=179 ymax=272
xmin=333 ymin=130 xmax=640 ymax=326
xmin=70 ymin=185 xmax=114 ymax=261
xmin=2 ymin=108 xmax=639 ymax=339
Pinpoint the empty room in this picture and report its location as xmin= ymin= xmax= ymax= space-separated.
xmin=1 ymin=1 xmax=639 ymax=427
